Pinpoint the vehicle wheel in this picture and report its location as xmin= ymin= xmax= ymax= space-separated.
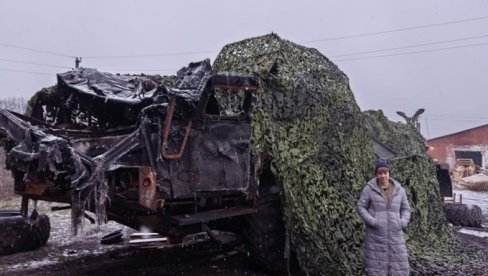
xmin=244 ymin=171 xmax=299 ymax=273
xmin=0 ymin=209 xmax=51 ymax=256
xmin=443 ymin=203 xmax=482 ymax=227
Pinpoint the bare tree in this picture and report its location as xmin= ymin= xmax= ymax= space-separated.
xmin=0 ymin=97 xmax=28 ymax=114
xmin=0 ymin=97 xmax=25 ymax=198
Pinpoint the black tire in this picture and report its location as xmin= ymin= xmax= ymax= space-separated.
xmin=0 ymin=209 xmax=50 ymax=256
xmin=244 ymin=171 xmax=299 ymax=274
xmin=443 ymin=203 xmax=482 ymax=227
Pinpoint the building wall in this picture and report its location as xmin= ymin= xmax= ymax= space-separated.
xmin=427 ymin=125 xmax=488 ymax=168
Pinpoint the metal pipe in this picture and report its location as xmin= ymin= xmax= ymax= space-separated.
xmin=161 ymin=97 xmax=192 ymax=160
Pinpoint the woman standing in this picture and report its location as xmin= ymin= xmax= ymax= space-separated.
xmin=357 ymin=160 xmax=411 ymax=276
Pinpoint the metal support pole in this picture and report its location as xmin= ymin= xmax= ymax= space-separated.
xmin=20 ymin=195 xmax=29 ymax=218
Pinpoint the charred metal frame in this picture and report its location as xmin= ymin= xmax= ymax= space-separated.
xmin=161 ymin=97 xmax=192 ymax=160
xmin=0 ymin=62 xmax=260 ymax=237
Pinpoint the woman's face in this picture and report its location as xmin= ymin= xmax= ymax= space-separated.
xmin=376 ymin=169 xmax=390 ymax=185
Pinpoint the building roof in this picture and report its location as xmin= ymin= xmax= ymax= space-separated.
xmin=428 ymin=124 xmax=488 ymax=142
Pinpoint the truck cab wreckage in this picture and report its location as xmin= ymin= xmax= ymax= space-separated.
xmin=0 ymin=59 xmax=292 ymax=270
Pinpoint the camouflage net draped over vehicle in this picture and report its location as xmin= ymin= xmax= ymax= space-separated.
xmin=213 ymin=34 xmax=460 ymax=275
xmin=214 ymin=33 xmax=375 ymax=274
xmin=363 ymin=110 xmax=454 ymax=244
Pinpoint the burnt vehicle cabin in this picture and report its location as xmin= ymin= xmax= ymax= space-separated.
xmin=0 ymin=59 xmax=260 ymax=238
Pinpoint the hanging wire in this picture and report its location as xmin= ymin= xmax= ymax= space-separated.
xmin=0 ymin=43 xmax=75 ymax=58
xmin=303 ymin=15 xmax=488 ymax=43
xmin=0 ymin=57 xmax=71 ymax=69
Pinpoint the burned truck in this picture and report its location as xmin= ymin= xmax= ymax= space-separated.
xmin=0 ymin=59 xmax=294 ymax=272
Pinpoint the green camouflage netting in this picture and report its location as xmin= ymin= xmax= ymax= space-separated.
xmin=363 ymin=110 xmax=426 ymax=157
xmin=363 ymin=110 xmax=453 ymax=240
xmin=214 ymin=33 xmax=457 ymax=275
xmin=214 ymin=33 xmax=375 ymax=274
xmin=25 ymin=85 xmax=57 ymax=117
xmin=361 ymin=111 xmax=482 ymax=275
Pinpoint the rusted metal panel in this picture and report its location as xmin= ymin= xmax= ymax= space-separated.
xmin=25 ymin=171 xmax=55 ymax=196
xmin=139 ymin=166 xmax=157 ymax=211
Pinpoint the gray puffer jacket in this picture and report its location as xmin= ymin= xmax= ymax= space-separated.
xmin=357 ymin=178 xmax=411 ymax=276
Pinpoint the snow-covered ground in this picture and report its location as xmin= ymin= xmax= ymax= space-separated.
xmin=458 ymin=228 xmax=488 ymax=238
xmin=0 ymin=196 xmax=133 ymax=273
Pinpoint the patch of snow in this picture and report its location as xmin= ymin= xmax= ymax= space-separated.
xmin=9 ymin=258 xmax=57 ymax=269
xmin=458 ymin=228 xmax=488 ymax=238
xmin=0 ymin=197 xmax=134 ymax=273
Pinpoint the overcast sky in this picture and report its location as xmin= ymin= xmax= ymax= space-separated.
xmin=1 ymin=0 xmax=487 ymax=139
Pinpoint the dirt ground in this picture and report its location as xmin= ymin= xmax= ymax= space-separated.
xmin=0 ymin=196 xmax=298 ymax=276
xmin=1 ymin=195 xmax=488 ymax=275
xmin=1 ymin=242 xmax=273 ymax=276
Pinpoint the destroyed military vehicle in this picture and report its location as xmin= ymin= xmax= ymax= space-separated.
xmin=1 ymin=33 xmax=471 ymax=275
xmin=0 ymin=59 xmax=297 ymax=272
